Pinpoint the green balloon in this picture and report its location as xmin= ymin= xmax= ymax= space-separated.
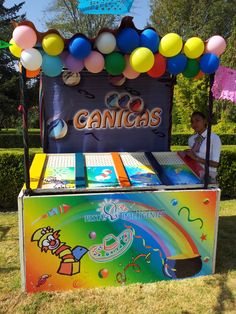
xmin=105 ymin=52 xmax=126 ymax=75
xmin=183 ymin=59 xmax=199 ymax=78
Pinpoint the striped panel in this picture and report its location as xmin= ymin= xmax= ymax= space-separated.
xmin=28 ymin=153 xmax=47 ymax=190
xmin=111 ymin=152 xmax=131 ymax=187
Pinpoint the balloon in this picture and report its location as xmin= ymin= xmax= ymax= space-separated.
xmin=19 ymin=63 xmax=41 ymax=78
xmin=147 ymin=53 xmax=166 ymax=78
xmin=68 ymin=36 xmax=91 ymax=59
xmin=199 ymin=53 xmax=220 ymax=74
xmin=182 ymin=59 xmax=200 ymax=78
xmin=9 ymin=38 xmax=22 ymax=58
xmin=130 ymin=47 xmax=154 ymax=73
xmin=117 ymin=28 xmax=140 ymax=53
xmin=84 ymin=51 xmax=104 ymax=73
xmin=123 ymin=55 xmax=140 ymax=79
xmin=62 ymin=71 xmax=81 ymax=86
xmin=20 ymin=48 xmax=42 ymax=71
xmin=105 ymin=52 xmax=126 ymax=76
xmin=140 ymin=29 xmax=160 ymax=53
xmin=108 ymin=75 xmax=126 ymax=86
xmin=26 ymin=68 xmax=41 ymax=78
xmin=159 ymin=33 xmax=183 ymax=57
xmin=167 ymin=54 xmax=187 ymax=75
xmin=13 ymin=25 xmax=37 ymax=49
xmin=42 ymin=33 xmax=64 ymax=56
xmin=96 ymin=32 xmax=116 ymax=54
xmin=183 ymin=37 xmax=204 ymax=59
xmin=63 ymin=54 xmax=84 ymax=72
xmin=194 ymin=70 xmax=204 ymax=80
xmin=42 ymin=54 xmax=63 ymax=77
xmin=60 ymin=50 xmax=69 ymax=62
xmin=205 ymin=35 xmax=226 ymax=56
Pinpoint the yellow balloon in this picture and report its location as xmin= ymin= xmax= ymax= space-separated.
xmin=159 ymin=33 xmax=183 ymax=57
xmin=42 ymin=33 xmax=64 ymax=56
xmin=184 ymin=37 xmax=204 ymax=59
xmin=130 ymin=47 xmax=154 ymax=73
xmin=9 ymin=38 xmax=22 ymax=58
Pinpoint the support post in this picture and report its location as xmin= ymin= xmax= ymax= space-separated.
xmin=204 ymin=73 xmax=215 ymax=189
xmin=20 ymin=66 xmax=31 ymax=194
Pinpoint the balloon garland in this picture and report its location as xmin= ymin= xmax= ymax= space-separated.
xmin=9 ymin=19 xmax=227 ymax=82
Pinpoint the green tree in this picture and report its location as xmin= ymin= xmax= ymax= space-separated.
xmin=173 ymin=76 xmax=209 ymax=132
xmin=150 ymin=0 xmax=236 ymax=39
xmin=0 ymin=0 xmax=25 ymax=129
xmin=44 ymin=0 xmax=117 ymax=38
xmin=214 ymin=23 xmax=236 ymax=127
xmin=221 ymin=24 xmax=236 ymax=69
xmin=150 ymin=0 xmax=236 ymax=132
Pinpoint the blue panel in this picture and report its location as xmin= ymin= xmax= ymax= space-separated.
xmin=75 ymin=153 xmax=86 ymax=188
xmin=78 ymin=0 xmax=134 ymax=14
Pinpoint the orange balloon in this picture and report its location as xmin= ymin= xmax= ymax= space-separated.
xmin=26 ymin=68 xmax=41 ymax=78
xmin=19 ymin=62 xmax=41 ymax=78
xmin=194 ymin=70 xmax=204 ymax=80
xmin=147 ymin=53 xmax=166 ymax=78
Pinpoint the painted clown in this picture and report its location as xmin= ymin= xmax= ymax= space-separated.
xmin=31 ymin=226 xmax=88 ymax=276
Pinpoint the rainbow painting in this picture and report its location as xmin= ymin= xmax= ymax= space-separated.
xmin=21 ymin=189 xmax=220 ymax=292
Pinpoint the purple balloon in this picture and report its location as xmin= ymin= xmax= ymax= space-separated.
xmin=60 ymin=51 xmax=69 ymax=62
xmin=63 ymin=53 xmax=84 ymax=72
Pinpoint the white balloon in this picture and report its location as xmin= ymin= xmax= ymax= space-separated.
xmin=96 ymin=32 xmax=116 ymax=54
xmin=20 ymin=48 xmax=42 ymax=71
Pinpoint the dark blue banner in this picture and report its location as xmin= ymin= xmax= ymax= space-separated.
xmin=41 ymin=71 xmax=174 ymax=153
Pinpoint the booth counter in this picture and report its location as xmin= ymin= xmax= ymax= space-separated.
xmin=18 ymin=152 xmax=220 ymax=292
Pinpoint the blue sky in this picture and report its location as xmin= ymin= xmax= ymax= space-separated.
xmin=5 ymin=0 xmax=151 ymax=32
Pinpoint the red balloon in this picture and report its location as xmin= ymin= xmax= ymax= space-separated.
xmin=194 ymin=70 xmax=204 ymax=80
xmin=147 ymin=53 xmax=166 ymax=78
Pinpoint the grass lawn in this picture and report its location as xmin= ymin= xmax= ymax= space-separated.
xmin=0 ymin=199 xmax=235 ymax=314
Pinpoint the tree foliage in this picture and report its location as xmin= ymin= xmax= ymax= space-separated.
xmin=44 ymin=0 xmax=117 ymax=38
xmin=150 ymin=0 xmax=236 ymax=130
xmin=0 ymin=0 xmax=25 ymax=129
xmin=150 ymin=0 xmax=236 ymax=39
xmin=0 ymin=1 xmax=39 ymax=129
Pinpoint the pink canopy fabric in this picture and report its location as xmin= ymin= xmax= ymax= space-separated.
xmin=212 ymin=65 xmax=236 ymax=104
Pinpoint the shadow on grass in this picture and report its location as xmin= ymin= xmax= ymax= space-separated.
xmin=0 ymin=226 xmax=11 ymax=241
xmin=213 ymin=215 xmax=236 ymax=313
xmin=216 ymin=215 xmax=236 ymax=273
xmin=213 ymin=273 xmax=235 ymax=314
xmin=0 ymin=266 xmax=20 ymax=273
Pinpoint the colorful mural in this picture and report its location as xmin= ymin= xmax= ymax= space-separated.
xmin=22 ymin=189 xmax=219 ymax=292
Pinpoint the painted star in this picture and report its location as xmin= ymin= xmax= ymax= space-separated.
xmin=200 ymin=233 xmax=207 ymax=241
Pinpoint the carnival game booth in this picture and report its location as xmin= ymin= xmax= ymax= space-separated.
xmin=11 ymin=17 xmax=226 ymax=292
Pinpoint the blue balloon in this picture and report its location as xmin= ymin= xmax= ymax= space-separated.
xmin=199 ymin=53 xmax=220 ymax=74
xmin=42 ymin=54 xmax=63 ymax=77
xmin=167 ymin=54 xmax=187 ymax=74
xmin=117 ymin=28 xmax=140 ymax=53
xmin=68 ymin=36 xmax=92 ymax=59
xmin=140 ymin=29 xmax=160 ymax=53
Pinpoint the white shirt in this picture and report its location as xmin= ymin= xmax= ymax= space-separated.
xmin=188 ymin=130 xmax=221 ymax=179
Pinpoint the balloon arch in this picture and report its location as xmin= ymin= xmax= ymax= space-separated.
xmin=8 ymin=17 xmax=226 ymax=82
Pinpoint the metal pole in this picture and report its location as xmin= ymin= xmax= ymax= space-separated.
xmin=204 ymin=73 xmax=215 ymax=189
xmin=20 ymin=66 xmax=31 ymax=194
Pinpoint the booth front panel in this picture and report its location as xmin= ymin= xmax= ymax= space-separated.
xmin=19 ymin=189 xmax=220 ymax=292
